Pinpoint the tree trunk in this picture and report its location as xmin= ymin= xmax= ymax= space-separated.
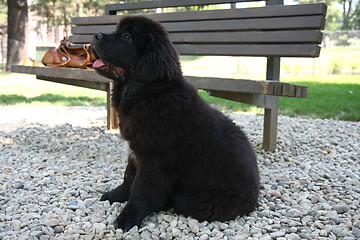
xmin=76 ymin=0 xmax=83 ymax=17
xmin=7 ymin=0 xmax=28 ymax=71
xmin=62 ymin=4 xmax=69 ymax=37
xmin=52 ymin=1 xmax=58 ymax=43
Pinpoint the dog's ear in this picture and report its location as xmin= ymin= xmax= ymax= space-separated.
xmin=136 ymin=32 xmax=181 ymax=82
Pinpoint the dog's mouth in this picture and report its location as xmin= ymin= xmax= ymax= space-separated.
xmin=93 ymin=59 xmax=126 ymax=78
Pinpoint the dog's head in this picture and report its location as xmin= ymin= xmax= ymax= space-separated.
xmin=91 ymin=16 xmax=181 ymax=82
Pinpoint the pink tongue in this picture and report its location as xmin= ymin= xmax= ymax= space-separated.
xmin=93 ymin=59 xmax=106 ymax=68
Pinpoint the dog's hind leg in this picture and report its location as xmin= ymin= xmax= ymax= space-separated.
xmin=100 ymin=152 xmax=137 ymax=204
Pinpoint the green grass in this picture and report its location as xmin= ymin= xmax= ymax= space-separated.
xmin=0 ymin=73 xmax=106 ymax=106
xmin=0 ymin=93 xmax=105 ymax=106
xmin=279 ymin=74 xmax=360 ymax=121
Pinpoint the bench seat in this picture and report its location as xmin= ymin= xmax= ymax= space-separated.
xmin=11 ymin=65 xmax=308 ymax=98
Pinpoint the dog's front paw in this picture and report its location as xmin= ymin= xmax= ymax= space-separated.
xmin=100 ymin=188 xmax=130 ymax=204
xmin=114 ymin=211 xmax=143 ymax=232
xmin=100 ymin=191 xmax=115 ymax=204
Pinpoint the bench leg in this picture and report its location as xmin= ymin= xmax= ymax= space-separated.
xmin=106 ymin=82 xmax=118 ymax=130
xmin=263 ymin=96 xmax=279 ymax=151
xmin=264 ymin=57 xmax=280 ymax=151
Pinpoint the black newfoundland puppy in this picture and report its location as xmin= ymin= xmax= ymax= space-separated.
xmin=91 ymin=16 xmax=260 ymax=231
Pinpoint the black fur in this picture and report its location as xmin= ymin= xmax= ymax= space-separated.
xmin=91 ymin=16 xmax=260 ymax=232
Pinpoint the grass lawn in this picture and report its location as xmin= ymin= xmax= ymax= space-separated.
xmin=0 ymin=73 xmax=106 ymax=106
xmin=279 ymin=74 xmax=360 ymax=121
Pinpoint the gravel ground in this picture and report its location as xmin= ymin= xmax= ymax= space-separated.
xmin=0 ymin=106 xmax=359 ymax=240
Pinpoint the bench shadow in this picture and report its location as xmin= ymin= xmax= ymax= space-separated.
xmin=0 ymin=93 xmax=105 ymax=106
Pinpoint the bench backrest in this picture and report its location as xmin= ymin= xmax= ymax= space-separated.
xmin=70 ymin=0 xmax=327 ymax=58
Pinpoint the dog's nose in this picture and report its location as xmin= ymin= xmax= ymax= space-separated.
xmin=94 ymin=32 xmax=103 ymax=41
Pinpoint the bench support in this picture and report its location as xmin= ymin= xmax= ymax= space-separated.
xmin=263 ymin=57 xmax=280 ymax=151
xmin=106 ymin=82 xmax=118 ymax=130
xmin=263 ymin=100 xmax=279 ymax=151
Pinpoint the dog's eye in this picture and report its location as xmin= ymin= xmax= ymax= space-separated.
xmin=123 ymin=33 xmax=132 ymax=41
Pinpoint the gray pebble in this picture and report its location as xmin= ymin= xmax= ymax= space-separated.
xmin=332 ymin=205 xmax=350 ymax=214
xmin=298 ymin=233 xmax=312 ymax=240
xmin=263 ymin=159 xmax=271 ymax=166
xmin=331 ymin=216 xmax=342 ymax=225
xmin=30 ymin=231 xmax=43 ymax=238
xmin=332 ymin=227 xmax=345 ymax=237
xmin=54 ymin=226 xmax=64 ymax=233
xmin=162 ymin=215 xmax=172 ymax=222
xmin=223 ymin=229 xmax=235 ymax=236
xmin=270 ymin=231 xmax=285 ymax=238
xmin=39 ymin=235 xmax=50 ymax=240
xmin=352 ymin=228 xmax=360 ymax=238
xmin=199 ymin=234 xmax=209 ymax=240
xmin=220 ymin=223 xmax=228 ymax=230
xmin=140 ymin=230 xmax=152 ymax=240
xmin=44 ymin=219 xmax=60 ymax=227
xmin=10 ymin=220 xmax=21 ymax=231
xmin=285 ymin=233 xmax=301 ymax=240
xmin=13 ymin=182 xmax=24 ymax=189
xmin=286 ymin=209 xmax=303 ymax=218
xmin=188 ymin=219 xmax=200 ymax=234
xmin=93 ymin=223 xmax=106 ymax=233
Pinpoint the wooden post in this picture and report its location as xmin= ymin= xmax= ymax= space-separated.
xmin=106 ymin=82 xmax=118 ymax=130
xmin=263 ymin=57 xmax=280 ymax=151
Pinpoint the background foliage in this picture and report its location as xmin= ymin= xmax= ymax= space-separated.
xmin=298 ymin=0 xmax=359 ymax=30
xmin=0 ymin=0 xmax=359 ymax=31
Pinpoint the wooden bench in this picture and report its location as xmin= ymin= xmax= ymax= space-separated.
xmin=11 ymin=0 xmax=327 ymax=151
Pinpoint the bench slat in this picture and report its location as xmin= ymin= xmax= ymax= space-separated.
xmin=175 ymin=44 xmax=321 ymax=57
xmin=162 ymin=16 xmax=325 ymax=32
xmin=72 ymin=15 xmax=324 ymax=35
xmin=69 ymin=35 xmax=96 ymax=43
xmin=72 ymin=25 xmax=115 ymax=35
xmin=169 ymin=30 xmax=323 ymax=44
xmin=70 ymin=30 xmax=323 ymax=45
xmin=73 ymin=4 xmax=327 ymax=26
